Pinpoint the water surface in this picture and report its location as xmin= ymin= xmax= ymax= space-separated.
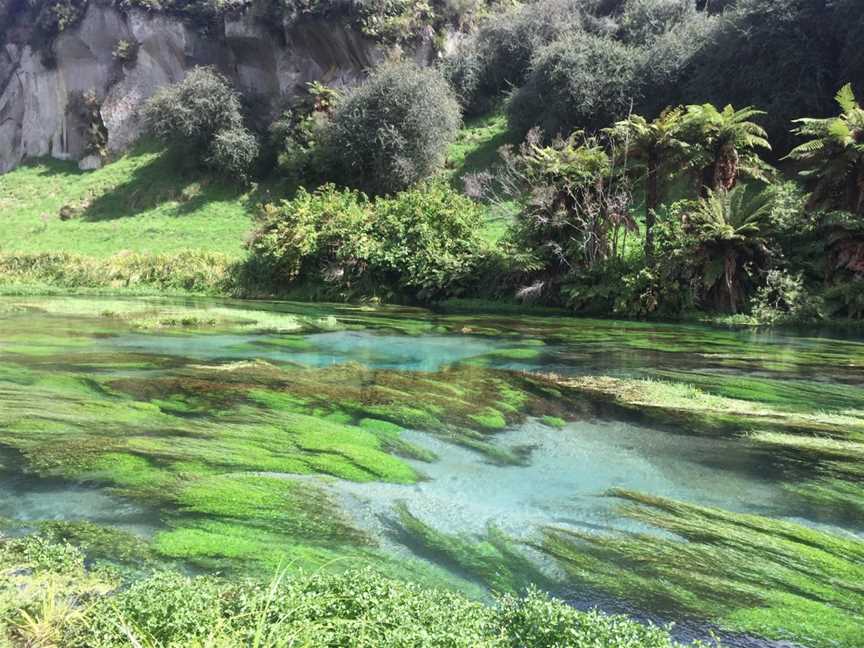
xmin=2 ymin=296 xmax=862 ymax=646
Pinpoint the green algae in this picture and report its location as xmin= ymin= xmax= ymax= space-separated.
xmin=3 ymin=294 xmax=864 ymax=646
xmin=37 ymin=521 xmax=157 ymax=567
xmin=647 ymin=369 xmax=864 ymax=413
xmin=560 ymin=375 xmax=864 ymax=440
xmin=542 ymin=490 xmax=864 ymax=648
xmin=541 ymin=415 xmax=567 ymax=429
xmin=394 ymin=504 xmax=550 ymax=595
xmin=469 ymin=409 xmax=508 ymax=430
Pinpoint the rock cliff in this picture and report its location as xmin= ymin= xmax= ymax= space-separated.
xmin=0 ymin=3 xmax=425 ymax=173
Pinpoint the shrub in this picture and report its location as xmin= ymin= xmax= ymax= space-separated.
xmin=365 ymin=181 xmax=485 ymax=298
xmin=206 ymin=126 xmax=260 ymax=180
xmin=269 ymin=81 xmax=340 ymax=184
xmin=247 ymin=183 xmax=485 ymax=300
xmin=681 ymin=0 xmax=840 ymax=152
xmin=824 ymin=280 xmax=864 ymax=319
xmin=326 ymin=62 xmax=461 ymax=195
xmin=617 ymin=0 xmax=696 ymax=44
xmin=441 ymin=0 xmax=585 ymax=115
xmin=111 ymin=39 xmax=138 ymax=64
xmin=34 ymin=0 xmax=89 ymax=37
xmin=751 ymin=269 xmax=823 ymax=324
xmin=507 ymin=33 xmax=645 ymax=137
xmin=141 ymin=67 xmax=259 ymax=180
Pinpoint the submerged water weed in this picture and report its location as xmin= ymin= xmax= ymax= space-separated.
xmin=394 ymin=503 xmax=550 ymax=594
xmin=561 ymin=375 xmax=864 ymax=440
xmin=751 ymin=431 xmax=864 ymax=518
xmin=543 ymin=490 xmax=864 ymax=648
xmin=646 ymin=369 xmax=864 ymax=413
xmin=0 ymin=336 xmax=576 ymax=574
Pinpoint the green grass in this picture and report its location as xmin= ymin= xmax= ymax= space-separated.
xmin=0 ymin=112 xmax=517 ymax=266
xmin=0 ymin=143 xmax=259 ymax=259
xmin=446 ymin=110 xmax=519 ymax=244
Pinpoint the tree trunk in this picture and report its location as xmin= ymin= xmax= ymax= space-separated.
xmin=725 ymin=252 xmax=737 ymax=314
xmin=645 ymin=153 xmax=659 ymax=264
xmin=714 ymin=143 xmax=739 ymax=191
xmin=850 ymin=162 xmax=864 ymax=215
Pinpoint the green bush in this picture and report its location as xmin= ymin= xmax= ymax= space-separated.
xmin=326 ymin=62 xmax=461 ymax=195
xmin=247 ymin=183 xmax=485 ymax=301
xmin=441 ymin=0 xmax=585 ymax=115
xmin=142 ymin=67 xmax=259 ymax=180
xmin=2 ymin=532 xmax=697 ymax=648
xmin=751 ymin=269 xmax=823 ymax=324
xmin=507 ymin=33 xmax=644 ymax=137
xmin=617 ymin=0 xmax=696 ymax=44
xmin=824 ymin=280 xmax=864 ymax=319
xmin=52 ymin=565 xmax=693 ymax=648
xmin=34 ymin=0 xmax=89 ymax=36
xmin=206 ymin=125 xmax=261 ymax=179
xmin=680 ymin=0 xmax=843 ymax=151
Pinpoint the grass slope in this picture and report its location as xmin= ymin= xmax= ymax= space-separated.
xmin=0 ymin=114 xmax=513 ymax=275
xmin=0 ymin=144 xmax=258 ymax=259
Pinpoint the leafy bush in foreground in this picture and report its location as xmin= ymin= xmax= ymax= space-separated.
xmin=142 ymin=67 xmax=259 ymax=180
xmin=1 ymin=533 xmax=694 ymax=648
xmin=326 ymin=62 xmax=461 ymax=195
xmin=247 ymin=183 xmax=485 ymax=301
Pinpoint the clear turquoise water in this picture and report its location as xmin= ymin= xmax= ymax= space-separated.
xmin=2 ymin=296 xmax=863 ymax=646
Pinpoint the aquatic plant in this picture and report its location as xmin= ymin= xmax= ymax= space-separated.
xmin=542 ymin=490 xmax=864 ymax=647
xmin=394 ymin=503 xmax=550 ymax=594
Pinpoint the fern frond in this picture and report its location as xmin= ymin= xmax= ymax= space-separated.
xmin=836 ymin=83 xmax=858 ymax=115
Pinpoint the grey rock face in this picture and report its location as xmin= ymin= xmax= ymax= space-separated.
xmin=0 ymin=3 xmax=398 ymax=173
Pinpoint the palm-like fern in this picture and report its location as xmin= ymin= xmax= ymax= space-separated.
xmin=787 ymin=83 xmax=864 ymax=214
xmin=683 ymin=103 xmax=772 ymax=192
xmin=690 ymin=186 xmax=773 ymax=313
xmin=607 ymin=108 xmax=689 ymax=261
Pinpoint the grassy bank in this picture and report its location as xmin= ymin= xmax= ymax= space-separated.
xmin=0 ymin=117 xmax=511 ymax=299
xmin=0 ymin=145 xmax=257 ymax=259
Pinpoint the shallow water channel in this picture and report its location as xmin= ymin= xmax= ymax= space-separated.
xmin=2 ymin=296 xmax=863 ymax=646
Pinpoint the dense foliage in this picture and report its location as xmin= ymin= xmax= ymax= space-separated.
xmin=326 ymin=62 xmax=461 ymax=195
xmin=1 ymin=0 xmax=509 ymax=49
xmin=441 ymin=0 xmax=586 ymax=116
xmin=142 ymin=67 xmax=259 ymax=180
xmin=507 ymin=32 xmax=642 ymax=137
xmin=440 ymin=0 xmax=864 ymax=150
xmin=248 ymin=183 xmax=485 ymax=300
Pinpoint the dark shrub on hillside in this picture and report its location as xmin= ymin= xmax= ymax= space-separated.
xmin=441 ymin=0 xmax=586 ymax=115
xmin=326 ymin=62 xmax=461 ymax=195
xmin=247 ymin=183 xmax=485 ymax=300
xmin=680 ymin=0 xmax=840 ymax=152
xmin=142 ymin=67 xmax=259 ymax=180
xmin=834 ymin=0 xmax=864 ymax=94
xmin=34 ymin=0 xmax=88 ymax=36
xmin=617 ymin=0 xmax=697 ymax=44
xmin=507 ymin=33 xmax=644 ymax=137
